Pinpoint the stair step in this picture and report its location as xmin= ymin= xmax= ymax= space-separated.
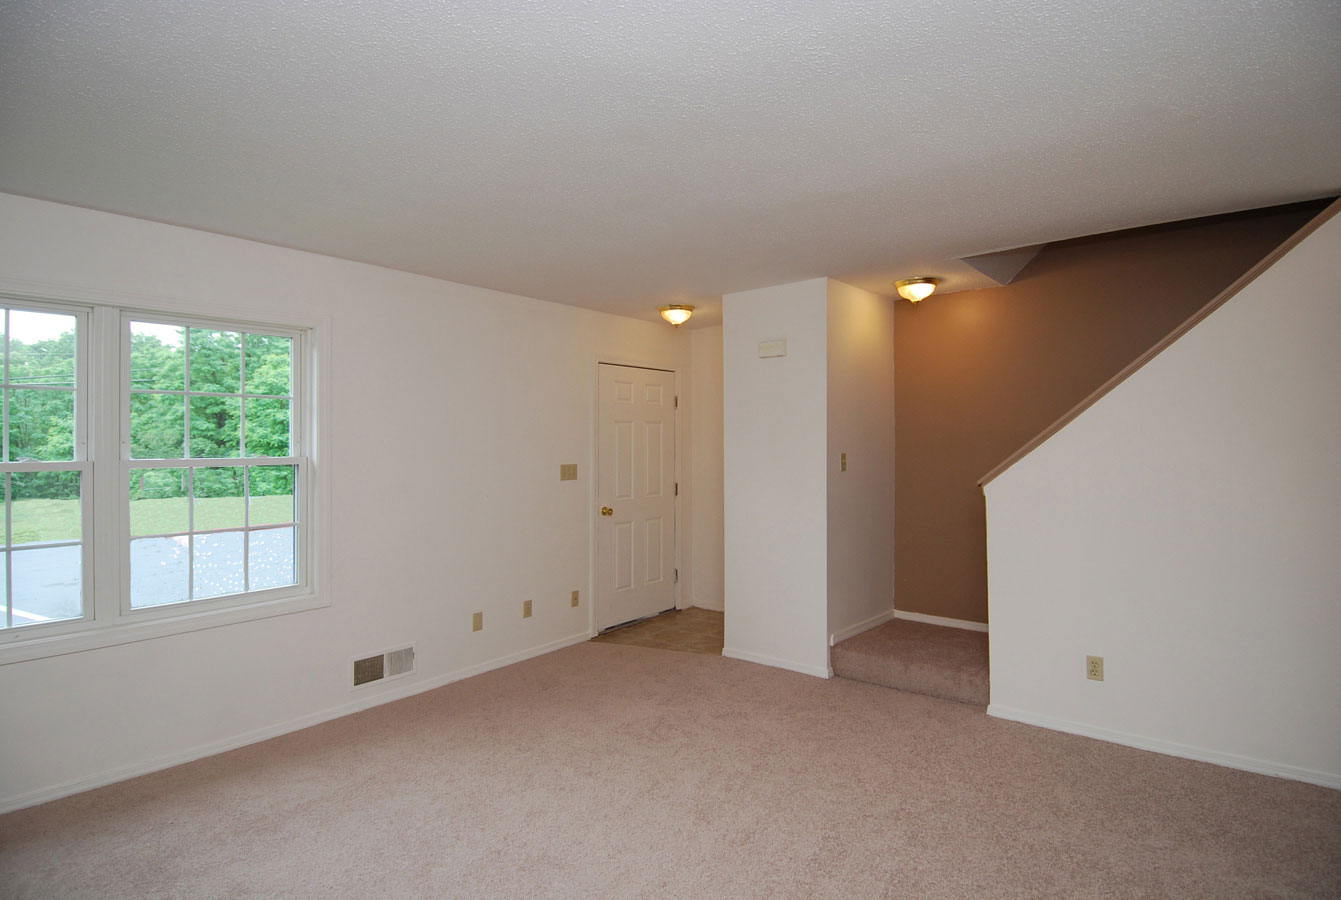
xmin=831 ymin=618 xmax=989 ymax=706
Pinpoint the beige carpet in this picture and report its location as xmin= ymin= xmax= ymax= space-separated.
xmin=1 ymin=642 xmax=1337 ymax=899
xmin=831 ymin=618 xmax=989 ymax=706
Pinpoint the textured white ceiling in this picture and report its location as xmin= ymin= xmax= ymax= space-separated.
xmin=2 ymin=1 xmax=1338 ymax=326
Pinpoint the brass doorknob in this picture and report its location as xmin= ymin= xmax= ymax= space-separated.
xmin=600 ymin=506 xmax=613 ymax=516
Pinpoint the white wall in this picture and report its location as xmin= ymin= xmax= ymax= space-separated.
xmin=722 ymin=279 xmax=830 ymax=677
xmin=0 ymin=193 xmax=692 ymax=810
xmin=689 ymin=326 xmax=724 ymax=611
xmin=985 ymin=209 xmax=1341 ymax=787
xmin=826 ymin=281 xmax=894 ymax=641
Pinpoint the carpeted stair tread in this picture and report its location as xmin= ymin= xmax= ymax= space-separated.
xmin=832 ymin=617 xmax=989 ymax=706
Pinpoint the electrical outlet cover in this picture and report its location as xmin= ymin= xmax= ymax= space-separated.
xmin=1086 ymin=655 xmax=1104 ymax=681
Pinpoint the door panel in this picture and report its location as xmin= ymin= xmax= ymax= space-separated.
xmin=644 ymin=517 xmax=663 ymax=583
xmin=614 ymin=521 xmax=634 ymax=591
xmin=596 ymin=364 xmax=676 ymax=630
xmin=645 ymin=421 xmax=663 ymax=496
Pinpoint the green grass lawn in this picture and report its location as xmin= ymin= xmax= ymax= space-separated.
xmin=10 ymin=496 xmax=294 ymax=544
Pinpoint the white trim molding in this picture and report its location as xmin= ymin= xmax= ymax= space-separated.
xmin=830 ymin=607 xmax=895 ymax=646
xmin=722 ymin=646 xmax=832 ymax=679
xmin=0 ymin=593 xmax=328 ymax=666
xmin=988 ymin=704 xmax=1341 ymax=790
xmin=0 ymin=629 xmax=594 ymax=814
xmin=894 ymin=609 xmax=989 ymax=632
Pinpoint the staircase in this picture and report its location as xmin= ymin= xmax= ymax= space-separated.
xmin=831 ymin=617 xmax=989 ymax=706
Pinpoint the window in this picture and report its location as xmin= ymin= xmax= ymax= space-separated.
xmin=1 ymin=305 xmax=89 ymax=632
xmin=126 ymin=318 xmax=303 ymax=609
xmin=0 ymin=296 xmax=315 ymax=656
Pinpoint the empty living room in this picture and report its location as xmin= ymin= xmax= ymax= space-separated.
xmin=0 ymin=2 xmax=1338 ymax=898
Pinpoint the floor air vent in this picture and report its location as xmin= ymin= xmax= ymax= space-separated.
xmin=385 ymin=646 xmax=415 ymax=677
xmin=353 ymin=646 xmax=415 ymax=687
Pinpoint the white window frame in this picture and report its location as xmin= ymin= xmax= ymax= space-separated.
xmin=118 ymin=310 xmax=310 ymax=618
xmin=0 ymin=297 xmax=94 ymax=636
xmin=0 ymin=296 xmax=326 ymax=665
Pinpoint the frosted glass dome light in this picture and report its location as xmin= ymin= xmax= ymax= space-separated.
xmin=659 ymin=304 xmax=694 ymax=326
xmin=895 ymin=277 xmax=939 ymax=303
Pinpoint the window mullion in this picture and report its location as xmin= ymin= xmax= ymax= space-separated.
xmin=92 ymin=305 xmax=122 ymax=624
xmin=4 ymin=473 xmax=11 ymax=630
xmin=243 ymin=464 xmax=250 ymax=593
xmin=3 ymin=307 xmax=10 ymax=464
xmin=239 ymin=334 xmax=247 ymax=459
xmin=183 ymin=328 xmax=192 ymax=459
xmin=186 ymin=467 xmax=194 ymax=602
xmin=2 ymin=311 xmax=7 ymax=629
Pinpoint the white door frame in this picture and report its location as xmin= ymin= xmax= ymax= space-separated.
xmin=588 ymin=354 xmax=683 ymax=636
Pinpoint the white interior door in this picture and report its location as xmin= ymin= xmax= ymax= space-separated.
xmin=596 ymin=364 xmax=676 ymax=630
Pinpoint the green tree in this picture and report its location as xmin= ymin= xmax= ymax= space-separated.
xmin=5 ymin=323 xmax=293 ymax=503
xmin=126 ymin=327 xmax=293 ymax=498
xmin=7 ymin=327 xmax=77 ymax=500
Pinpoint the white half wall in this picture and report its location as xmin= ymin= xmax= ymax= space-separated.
xmin=0 ymin=193 xmax=692 ymax=810
xmin=689 ymin=326 xmax=724 ymax=611
xmin=722 ymin=279 xmax=830 ymax=677
xmin=826 ymin=280 xmax=894 ymax=641
xmin=984 ymin=209 xmax=1341 ymax=787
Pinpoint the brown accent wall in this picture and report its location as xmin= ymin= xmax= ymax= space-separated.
xmin=894 ymin=201 xmax=1327 ymax=624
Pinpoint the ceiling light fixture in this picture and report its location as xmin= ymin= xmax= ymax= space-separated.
xmin=659 ymin=304 xmax=694 ymax=326
xmin=895 ymin=277 xmax=939 ymax=304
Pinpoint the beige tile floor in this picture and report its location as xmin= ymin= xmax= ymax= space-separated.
xmin=591 ymin=607 xmax=724 ymax=654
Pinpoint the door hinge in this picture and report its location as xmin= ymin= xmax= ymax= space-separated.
xmin=674 ymin=568 xmax=679 ymax=583
xmin=674 ymin=395 xmax=679 ymax=408
xmin=674 ymin=482 xmax=678 ymax=496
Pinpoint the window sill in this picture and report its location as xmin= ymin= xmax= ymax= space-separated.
xmin=0 ymin=592 xmax=329 ymax=666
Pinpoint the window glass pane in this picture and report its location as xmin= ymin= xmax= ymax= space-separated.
xmin=193 ymin=467 xmax=245 ymax=531
xmin=10 ymin=471 xmax=80 ymax=545
xmin=7 ymin=310 xmax=76 ymax=387
xmin=131 ymin=393 xmax=185 ymax=459
xmin=189 ymin=395 xmax=240 ymax=457
xmin=245 ymin=334 xmax=292 ymax=396
xmin=130 ymin=467 xmax=188 ymax=537
xmin=249 ymin=527 xmax=296 ymax=591
xmin=248 ymin=465 xmax=295 ymax=526
xmin=193 ymin=531 xmax=244 ymax=599
xmin=244 ymin=397 xmax=290 ymax=457
xmin=188 ymin=328 xmax=241 ymax=394
xmin=130 ymin=535 xmax=189 ymax=608
xmin=11 ymin=546 xmax=81 ymax=625
xmin=130 ymin=322 xmax=185 ymax=391
xmin=7 ymin=389 xmax=75 ymax=461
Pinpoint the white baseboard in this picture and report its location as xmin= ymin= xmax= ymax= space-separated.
xmin=894 ymin=609 xmax=989 ymax=632
xmin=987 ymin=704 xmax=1341 ymax=790
xmin=0 ymin=630 xmax=595 ymax=815
xmin=722 ymin=646 xmax=832 ymax=679
xmin=830 ymin=608 xmax=895 ymax=646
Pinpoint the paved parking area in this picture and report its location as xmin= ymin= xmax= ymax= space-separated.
xmin=5 ymin=529 xmax=295 ymax=624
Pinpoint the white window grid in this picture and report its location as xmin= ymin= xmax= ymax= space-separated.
xmin=119 ymin=312 xmax=310 ymax=616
